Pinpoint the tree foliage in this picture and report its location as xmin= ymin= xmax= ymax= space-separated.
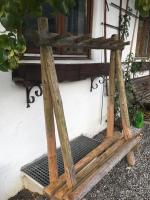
xmin=135 ymin=0 xmax=150 ymax=17
xmin=0 ymin=0 xmax=75 ymax=71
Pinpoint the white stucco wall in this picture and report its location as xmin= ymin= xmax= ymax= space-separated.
xmin=0 ymin=0 xmax=138 ymax=199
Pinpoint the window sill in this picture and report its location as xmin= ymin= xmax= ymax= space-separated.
xmin=13 ymin=53 xmax=110 ymax=86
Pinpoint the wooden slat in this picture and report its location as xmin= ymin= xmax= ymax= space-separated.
xmin=44 ymin=133 xmax=121 ymax=196
xmin=38 ymin=16 xmax=58 ymax=184
xmin=38 ymin=17 xmax=76 ymax=189
xmin=106 ymin=50 xmax=116 ymax=137
xmin=63 ymin=134 xmax=141 ymax=200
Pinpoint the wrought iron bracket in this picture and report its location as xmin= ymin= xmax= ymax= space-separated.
xmin=90 ymin=76 xmax=107 ymax=92
xmin=25 ymin=84 xmax=43 ymax=108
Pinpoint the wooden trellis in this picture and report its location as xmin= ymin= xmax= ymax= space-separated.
xmin=38 ymin=17 xmax=142 ymax=200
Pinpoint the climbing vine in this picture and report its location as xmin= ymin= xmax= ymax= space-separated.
xmin=120 ymin=7 xmax=132 ymax=40
xmin=115 ymin=53 xmax=144 ymax=128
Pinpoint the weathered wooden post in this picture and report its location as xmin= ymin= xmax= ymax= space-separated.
xmin=106 ymin=47 xmax=116 ymax=137
xmin=38 ymin=18 xmax=58 ymax=185
xmin=115 ymin=39 xmax=135 ymax=166
xmin=38 ymin=17 xmax=76 ymax=188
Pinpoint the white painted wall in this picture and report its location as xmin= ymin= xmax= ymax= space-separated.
xmin=0 ymin=0 xmax=138 ymax=199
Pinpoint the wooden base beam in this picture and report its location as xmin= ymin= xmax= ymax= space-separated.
xmin=63 ymin=134 xmax=141 ymax=200
xmin=44 ymin=133 xmax=121 ymax=196
xmin=44 ymin=134 xmax=141 ymax=200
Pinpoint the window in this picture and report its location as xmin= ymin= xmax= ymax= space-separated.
xmin=135 ymin=16 xmax=150 ymax=57
xmin=23 ymin=0 xmax=93 ymax=56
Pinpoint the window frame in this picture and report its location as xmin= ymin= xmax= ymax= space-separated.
xmin=28 ymin=0 xmax=93 ymax=58
xmin=135 ymin=17 xmax=150 ymax=58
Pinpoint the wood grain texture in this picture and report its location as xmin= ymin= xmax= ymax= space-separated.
xmin=115 ymin=50 xmax=132 ymax=140
xmin=44 ymin=133 xmax=121 ymax=196
xmin=38 ymin=17 xmax=76 ymax=188
xmin=64 ymin=134 xmax=141 ymax=200
xmin=115 ymin=48 xmax=136 ymax=166
xmin=38 ymin=17 xmax=58 ymax=184
xmin=56 ymin=137 xmax=125 ymax=200
xmin=106 ymin=50 xmax=116 ymax=137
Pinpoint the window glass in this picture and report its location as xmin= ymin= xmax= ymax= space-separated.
xmin=23 ymin=0 xmax=91 ymax=55
xmin=65 ymin=0 xmax=86 ymax=35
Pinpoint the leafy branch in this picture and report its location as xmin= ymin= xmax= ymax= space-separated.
xmin=0 ymin=0 xmax=75 ymax=72
xmin=135 ymin=0 xmax=150 ymax=17
xmin=120 ymin=7 xmax=132 ymax=40
xmin=115 ymin=53 xmax=144 ymax=128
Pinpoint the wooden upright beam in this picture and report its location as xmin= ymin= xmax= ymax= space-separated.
xmin=42 ymin=64 xmax=58 ymax=184
xmin=38 ymin=17 xmax=76 ymax=189
xmin=38 ymin=18 xmax=58 ymax=184
xmin=115 ymin=47 xmax=136 ymax=166
xmin=115 ymin=50 xmax=132 ymax=139
xmin=106 ymin=50 xmax=116 ymax=137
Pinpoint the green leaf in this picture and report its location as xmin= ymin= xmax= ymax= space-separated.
xmin=0 ymin=63 xmax=9 ymax=72
xmin=1 ymin=13 xmax=23 ymax=30
xmin=135 ymin=0 xmax=140 ymax=10
xmin=133 ymin=111 xmax=144 ymax=128
xmin=8 ymin=56 xmax=18 ymax=69
xmin=16 ymin=34 xmax=26 ymax=53
xmin=135 ymin=0 xmax=150 ymax=17
xmin=0 ymin=34 xmax=10 ymax=49
xmin=0 ymin=48 xmax=7 ymax=64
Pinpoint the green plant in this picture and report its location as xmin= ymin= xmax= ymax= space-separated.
xmin=115 ymin=52 xmax=144 ymax=128
xmin=120 ymin=7 xmax=132 ymax=40
xmin=133 ymin=111 xmax=144 ymax=128
xmin=135 ymin=0 xmax=150 ymax=17
xmin=0 ymin=0 xmax=75 ymax=71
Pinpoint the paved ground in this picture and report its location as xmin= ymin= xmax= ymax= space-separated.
xmin=9 ymin=124 xmax=150 ymax=200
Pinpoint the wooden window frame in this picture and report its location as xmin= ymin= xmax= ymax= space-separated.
xmin=135 ymin=17 xmax=150 ymax=58
xmin=28 ymin=0 xmax=93 ymax=58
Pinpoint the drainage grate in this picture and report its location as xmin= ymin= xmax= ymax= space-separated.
xmin=21 ymin=135 xmax=99 ymax=187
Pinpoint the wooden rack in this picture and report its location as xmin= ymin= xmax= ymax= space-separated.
xmin=38 ymin=17 xmax=142 ymax=200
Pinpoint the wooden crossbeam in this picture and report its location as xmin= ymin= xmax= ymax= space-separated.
xmin=38 ymin=33 xmax=130 ymax=49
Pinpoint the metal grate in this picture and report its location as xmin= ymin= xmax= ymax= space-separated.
xmin=21 ymin=135 xmax=99 ymax=187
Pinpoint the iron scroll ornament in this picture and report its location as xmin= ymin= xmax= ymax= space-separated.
xmin=90 ymin=76 xmax=107 ymax=92
xmin=25 ymin=76 xmax=107 ymax=108
xmin=26 ymin=84 xmax=43 ymax=108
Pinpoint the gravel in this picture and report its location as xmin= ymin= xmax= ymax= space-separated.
xmin=9 ymin=124 xmax=150 ymax=200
